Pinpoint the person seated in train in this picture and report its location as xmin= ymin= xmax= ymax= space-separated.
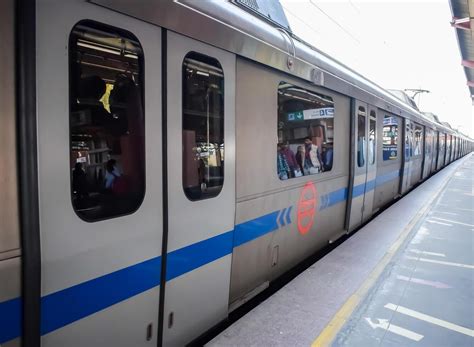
xmin=295 ymin=145 xmax=306 ymax=175
xmin=304 ymin=137 xmax=323 ymax=174
xmin=277 ymin=144 xmax=290 ymax=180
xmin=279 ymin=142 xmax=301 ymax=178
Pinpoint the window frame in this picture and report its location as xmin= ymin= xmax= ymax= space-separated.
xmin=382 ymin=114 xmax=399 ymax=162
xmin=412 ymin=122 xmax=424 ymax=158
xmin=368 ymin=112 xmax=376 ymax=165
xmin=357 ymin=107 xmax=366 ymax=168
xmin=181 ymin=51 xmax=225 ymax=201
xmin=276 ymin=81 xmax=336 ymax=181
xmin=68 ymin=19 xmax=146 ymax=222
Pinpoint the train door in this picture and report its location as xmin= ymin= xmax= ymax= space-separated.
xmin=164 ymin=31 xmax=236 ymax=346
xmin=347 ymin=102 xmax=372 ymax=231
xmin=400 ymin=118 xmax=413 ymax=194
xmin=361 ymin=108 xmax=377 ymax=222
xmin=36 ymin=2 xmax=163 ymax=346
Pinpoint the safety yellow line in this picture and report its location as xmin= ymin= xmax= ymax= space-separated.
xmin=311 ymin=165 xmax=458 ymax=347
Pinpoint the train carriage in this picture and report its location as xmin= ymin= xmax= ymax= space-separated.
xmin=1 ymin=1 xmax=472 ymax=346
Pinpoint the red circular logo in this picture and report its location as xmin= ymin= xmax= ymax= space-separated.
xmin=297 ymin=181 xmax=317 ymax=235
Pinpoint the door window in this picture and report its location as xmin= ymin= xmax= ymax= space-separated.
xmin=382 ymin=115 xmax=398 ymax=160
xmin=368 ymin=113 xmax=376 ymax=165
xmin=182 ymin=52 xmax=224 ymax=200
xmin=357 ymin=108 xmax=366 ymax=167
xmin=69 ymin=21 xmax=145 ymax=221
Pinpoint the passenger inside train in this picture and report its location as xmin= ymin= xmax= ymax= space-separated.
xmin=277 ymin=82 xmax=334 ymax=179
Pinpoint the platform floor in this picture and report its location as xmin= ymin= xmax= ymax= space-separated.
xmin=208 ymin=155 xmax=473 ymax=347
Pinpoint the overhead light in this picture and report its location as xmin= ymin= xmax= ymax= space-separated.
xmin=77 ymin=41 xmax=120 ymax=55
xmin=196 ymin=71 xmax=210 ymax=77
xmin=124 ymin=53 xmax=138 ymax=60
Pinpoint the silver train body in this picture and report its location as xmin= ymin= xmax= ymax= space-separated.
xmin=1 ymin=1 xmax=472 ymax=346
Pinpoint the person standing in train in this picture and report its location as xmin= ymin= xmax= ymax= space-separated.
xmin=277 ymin=144 xmax=290 ymax=180
xmin=280 ymin=142 xmax=300 ymax=178
xmin=304 ymin=137 xmax=323 ymax=174
xmin=295 ymin=145 xmax=306 ymax=175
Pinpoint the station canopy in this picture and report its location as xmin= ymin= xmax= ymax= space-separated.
xmin=450 ymin=0 xmax=474 ymax=102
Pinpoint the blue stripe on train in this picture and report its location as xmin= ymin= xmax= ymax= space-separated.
xmin=41 ymin=256 xmax=162 ymax=335
xmin=233 ymin=211 xmax=279 ymax=247
xmin=166 ymin=231 xmax=233 ymax=281
xmin=0 ymin=168 xmax=403 ymax=342
xmin=41 ymin=230 xmax=235 ymax=336
xmin=0 ymin=297 xmax=21 ymax=343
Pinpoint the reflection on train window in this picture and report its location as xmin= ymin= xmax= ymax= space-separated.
xmin=382 ymin=115 xmax=398 ymax=160
xmin=447 ymin=135 xmax=452 ymax=159
xmin=182 ymin=52 xmax=224 ymax=200
xmin=369 ymin=117 xmax=376 ymax=165
xmin=439 ymin=134 xmax=445 ymax=161
xmin=69 ymin=21 xmax=145 ymax=221
xmin=357 ymin=108 xmax=366 ymax=167
xmin=405 ymin=121 xmax=412 ymax=159
xmin=277 ymin=82 xmax=334 ymax=180
xmin=413 ymin=123 xmax=423 ymax=156
xmin=426 ymin=129 xmax=433 ymax=155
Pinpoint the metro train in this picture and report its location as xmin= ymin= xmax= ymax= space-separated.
xmin=1 ymin=0 xmax=472 ymax=346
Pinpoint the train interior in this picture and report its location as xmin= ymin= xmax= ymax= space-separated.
xmin=277 ymin=82 xmax=334 ymax=178
xmin=69 ymin=21 xmax=145 ymax=220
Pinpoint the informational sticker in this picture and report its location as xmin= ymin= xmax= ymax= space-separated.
xmin=303 ymin=107 xmax=334 ymax=120
xmin=297 ymin=181 xmax=317 ymax=235
xmin=287 ymin=107 xmax=334 ymax=122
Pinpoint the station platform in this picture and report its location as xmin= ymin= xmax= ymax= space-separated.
xmin=208 ymin=154 xmax=473 ymax=347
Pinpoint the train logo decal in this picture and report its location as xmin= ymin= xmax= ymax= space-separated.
xmin=297 ymin=181 xmax=318 ymax=235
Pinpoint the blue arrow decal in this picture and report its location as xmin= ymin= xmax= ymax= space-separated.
xmin=285 ymin=206 xmax=293 ymax=225
xmin=279 ymin=208 xmax=287 ymax=227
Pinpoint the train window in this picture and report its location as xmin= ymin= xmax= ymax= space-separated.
xmin=383 ymin=115 xmax=398 ymax=160
xmin=182 ymin=52 xmax=224 ymax=200
xmin=277 ymin=82 xmax=334 ymax=180
xmin=357 ymin=108 xmax=366 ymax=167
xmin=440 ymin=134 xmax=445 ymax=160
xmin=69 ymin=21 xmax=145 ymax=221
xmin=413 ymin=123 xmax=423 ymax=156
xmin=369 ymin=117 xmax=376 ymax=165
xmin=447 ymin=135 xmax=452 ymax=160
xmin=405 ymin=121 xmax=412 ymax=160
xmin=426 ymin=129 xmax=432 ymax=155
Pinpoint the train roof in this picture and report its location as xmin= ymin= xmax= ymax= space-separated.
xmin=94 ymin=0 xmax=471 ymax=140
